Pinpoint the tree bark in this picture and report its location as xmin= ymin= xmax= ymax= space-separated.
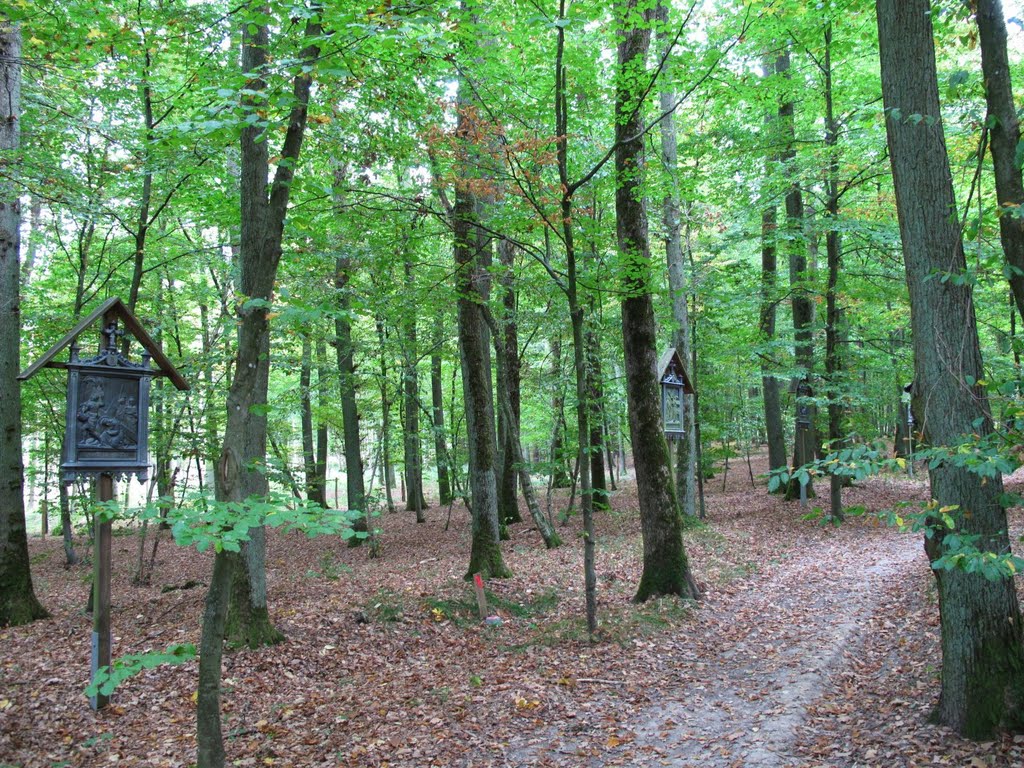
xmin=315 ymin=340 xmax=329 ymax=504
xmin=822 ymin=22 xmax=844 ymax=520
xmin=375 ymin=315 xmax=396 ymax=515
xmin=759 ymin=58 xmax=787 ymax=477
xmin=656 ymin=1 xmax=697 ymax=518
xmin=58 ymin=478 xmax=79 ymax=566
xmin=496 ymin=238 xmax=522 ymax=524
xmin=547 ymin=335 xmax=571 ymax=488
xmin=454 ymin=20 xmax=510 ymax=578
xmin=0 ymin=16 xmax=47 ymax=627
xmin=586 ymin=323 xmax=608 ymax=510
xmin=482 ymin=307 xmax=561 ymax=549
xmin=615 ymin=1 xmax=699 ymax=603
xmin=221 ymin=6 xmax=320 ymax=648
xmin=300 ymin=335 xmax=326 ymax=506
xmin=332 ymin=165 xmax=368 ymax=532
xmin=402 ymin=253 xmax=426 ymax=517
xmin=975 ymin=0 xmax=1024 ymax=319
xmin=777 ymin=47 xmax=817 ymax=501
xmin=878 ymin=0 xmax=1024 ymax=737
xmin=554 ymin=0 xmax=598 ymax=633
xmin=430 ymin=311 xmax=453 ymax=505
xmin=333 ymin=269 xmax=366 ymax=517
xmin=196 ymin=550 xmax=234 ymax=768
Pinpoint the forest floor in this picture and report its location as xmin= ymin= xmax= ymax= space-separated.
xmin=3 ymin=453 xmax=1024 ymax=767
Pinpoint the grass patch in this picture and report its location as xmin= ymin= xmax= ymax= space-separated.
xmin=365 ymin=589 xmax=407 ymax=622
xmin=423 ymin=587 xmax=560 ymax=626
xmin=304 ymin=551 xmax=351 ymax=582
xmin=30 ymin=550 xmax=51 ymax=565
xmin=506 ymin=615 xmax=592 ymax=650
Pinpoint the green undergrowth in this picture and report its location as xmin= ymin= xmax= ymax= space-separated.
xmin=423 ymin=587 xmax=561 ymax=628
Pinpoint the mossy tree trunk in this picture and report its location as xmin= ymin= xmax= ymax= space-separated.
xmin=454 ymin=8 xmax=509 ymax=579
xmin=615 ymin=0 xmax=699 ymax=604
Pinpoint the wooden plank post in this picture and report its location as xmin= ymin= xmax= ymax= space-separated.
xmin=473 ymin=573 xmax=488 ymax=620
xmin=91 ymin=472 xmax=113 ymax=710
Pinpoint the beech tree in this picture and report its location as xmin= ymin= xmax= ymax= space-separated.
xmin=616 ymin=0 xmax=699 ymax=603
xmin=454 ymin=0 xmax=509 ymax=580
xmin=975 ymin=0 xmax=1024 ymax=319
xmin=218 ymin=0 xmax=323 ymax=649
xmin=655 ymin=0 xmax=698 ymax=518
xmin=0 ymin=14 xmax=47 ymax=628
xmin=877 ymin=0 xmax=1024 ymax=738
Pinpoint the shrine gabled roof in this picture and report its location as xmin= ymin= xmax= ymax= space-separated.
xmin=656 ymin=347 xmax=695 ymax=395
xmin=18 ymin=297 xmax=189 ymax=391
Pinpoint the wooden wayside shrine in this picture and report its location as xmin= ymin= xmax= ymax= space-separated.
xmin=657 ymin=347 xmax=695 ymax=440
xmin=19 ymin=297 xmax=189 ymax=710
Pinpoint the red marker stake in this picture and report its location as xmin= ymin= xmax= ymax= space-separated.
xmin=473 ymin=573 xmax=488 ymax=619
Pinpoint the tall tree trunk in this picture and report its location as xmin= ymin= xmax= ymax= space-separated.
xmin=656 ymin=1 xmax=697 ymax=517
xmin=0 ymin=16 xmax=47 ymax=627
xmin=220 ymin=7 xmax=320 ymax=649
xmin=554 ymin=0 xmax=598 ymax=631
xmin=483 ymin=307 xmax=562 ymax=549
xmin=759 ymin=59 xmax=787 ymax=477
xmin=315 ymin=340 xmax=329 ymax=505
xmin=196 ymin=549 xmax=234 ymax=768
xmin=332 ymin=165 xmax=368 ymax=532
xmin=334 ymin=259 xmax=368 ymax=519
xmin=124 ymin=42 xmax=155 ymax=321
xmin=976 ymin=0 xmax=1024 ymax=319
xmin=615 ymin=1 xmax=699 ymax=603
xmin=375 ymin=315 xmax=396 ymax=515
xmin=586 ymin=322 xmax=608 ymax=511
xmin=878 ymin=0 xmax=1024 ymax=737
xmin=778 ymin=47 xmax=817 ymax=501
xmin=300 ymin=335 xmax=326 ymax=506
xmin=822 ymin=22 xmax=844 ymax=521
xmin=431 ymin=311 xmax=453 ymax=505
xmin=455 ymin=17 xmax=510 ymax=577
xmin=547 ymin=335 xmax=571 ymax=488
xmin=58 ymin=478 xmax=78 ymax=566
xmin=402 ymin=253 xmax=426 ymax=517
xmin=496 ymin=238 xmax=522 ymax=524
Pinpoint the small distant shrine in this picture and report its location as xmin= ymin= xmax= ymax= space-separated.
xmin=657 ymin=347 xmax=695 ymax=439
xmin=19 ymin=297 xmax=188 ymax=710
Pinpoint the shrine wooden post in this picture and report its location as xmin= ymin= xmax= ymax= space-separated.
xmin=94 ymin=472 xmax=113 ymax=709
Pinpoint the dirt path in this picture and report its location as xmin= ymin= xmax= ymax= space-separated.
xmin=628 ymin=530 xmax=922 ymax=767
xmin=508 ymin=524 xmax=926 ymax=767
